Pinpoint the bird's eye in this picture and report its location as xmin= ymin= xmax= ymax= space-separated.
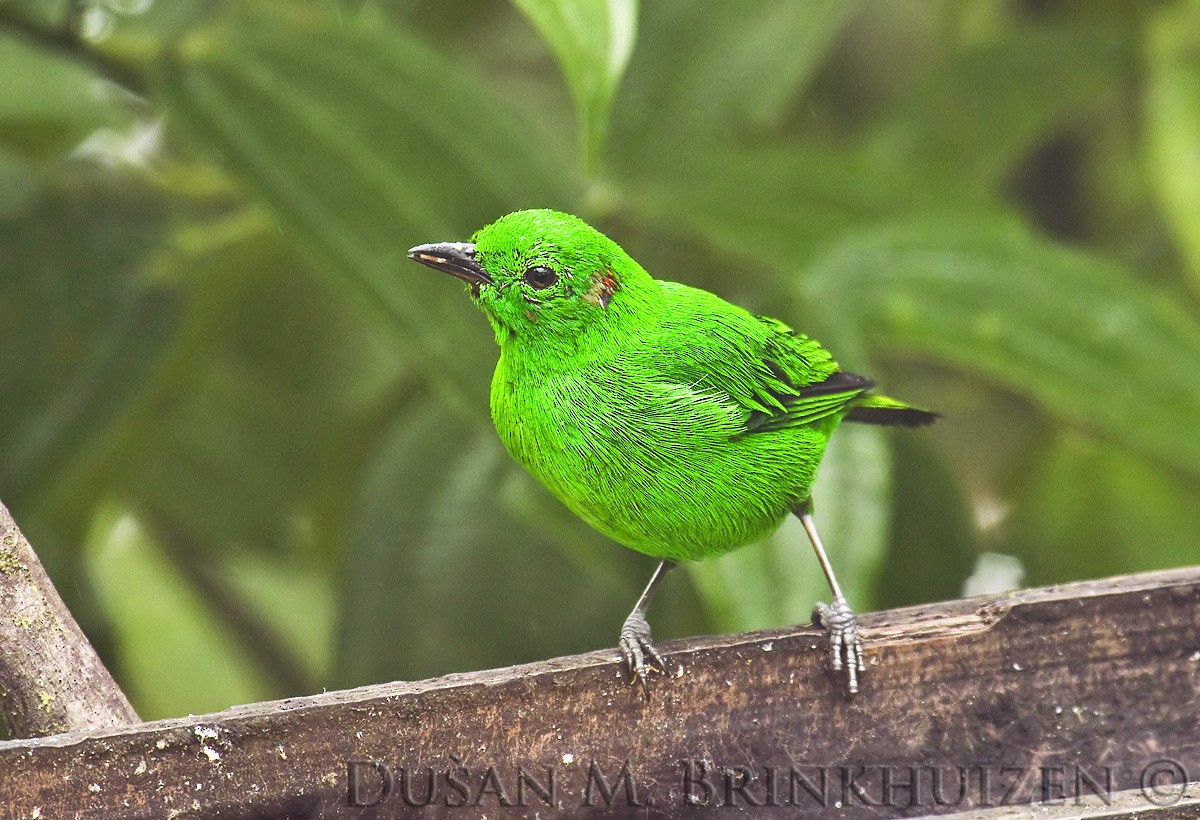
xmin=523 ymin=266 xmax=559 ymax=290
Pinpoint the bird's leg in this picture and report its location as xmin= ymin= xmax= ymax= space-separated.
xmin=619 ymin=559 xmax=675 ymax=698
xmin=793 ymin=501 xmax=865 ymax=695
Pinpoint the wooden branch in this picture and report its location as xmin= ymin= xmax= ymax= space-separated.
xmin=2 ymin=566 xmax=1200 ymax=817
xmin=0 ymin=501 xmax=138 ymax=738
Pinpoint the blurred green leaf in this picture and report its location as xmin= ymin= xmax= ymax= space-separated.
xmin=85 ymin=501 xmax=275 ymax=718
xmin=7 ymin=286 xmax=179 ymax=504
xmin=0 ymin=187 xmax=180 ymax=516
xmin=1000 ymin=431 xmax=1200 ymax=585
xmin=0 ymin=36 xmax=120 ymax=159
xmin=213 ymin=549 xmax=336 ymax=685
xmin=3 ymin=1 xmax=71 ymax=27
xmin=612 ymin=0 xmax=857 ymax=168
xmin=511 ymin=0 xmax=635 ymax=173
xmin=804 ymin=219 xmax=1200 ymax=477
xmin=1146 ymin=1 xmax=1200 ymax=291
xmin=159 ymin=7 xmax=578 ymax=398
xmin=620 ymin=143 xmax=1006 ymax=276
xmin=0 ymin=148 xmax=39 ymax=217
xmin=115 ymin=218 xmax=405 ymax=558
xmin=866 ymin=23 xmax=1133 ymax=186
xmin=875 ymin=433 xmax=977 ymax=608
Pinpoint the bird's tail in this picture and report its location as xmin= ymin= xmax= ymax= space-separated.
xmin=846 ymin=394 xmax=940 ymax=427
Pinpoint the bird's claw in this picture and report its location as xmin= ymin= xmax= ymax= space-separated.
xmin=619 ymin=611 xmax=665 ymax=698
xmin=813 ymin=595 xmax=865 ymax=696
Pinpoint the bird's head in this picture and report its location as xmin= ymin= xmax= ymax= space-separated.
xmin=408 ymin=209 xmax=650 ymax=348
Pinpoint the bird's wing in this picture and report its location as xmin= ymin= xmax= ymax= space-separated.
xmin=650 ymin=283 xmax=873 ymax=434
xmin=742 ymin=369 xmax=875 ymax=433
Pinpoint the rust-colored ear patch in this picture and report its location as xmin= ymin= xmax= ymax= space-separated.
xmin=584 ymin=269 xmax=620 ymax=309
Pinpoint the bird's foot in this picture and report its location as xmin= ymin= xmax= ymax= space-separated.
xmin=619 ymin=611 xmax=666 ymax=699
xmin=813 ymin=595 xmax=865 ymax=696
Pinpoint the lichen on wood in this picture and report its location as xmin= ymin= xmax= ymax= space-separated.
xmin=0 ymin=500 xmax=138 ymax=738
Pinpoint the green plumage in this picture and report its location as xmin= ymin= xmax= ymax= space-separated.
xmin=468 ymin=209 xmax=930 ymax=561
xmin=409 ymin=208 xmax=936 ymax=695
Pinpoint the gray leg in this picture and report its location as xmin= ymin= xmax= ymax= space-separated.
xmin=794 ymin=502 xmax=865 ymax=695
xmin=619 ymin=560 xmax=675 ymax=697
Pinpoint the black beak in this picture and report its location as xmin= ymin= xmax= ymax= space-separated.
xmin=407 ymin=242 xmax=492 ymax=285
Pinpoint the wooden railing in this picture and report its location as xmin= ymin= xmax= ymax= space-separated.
xmin=2 ymin=500 xmax=1199 ymax=818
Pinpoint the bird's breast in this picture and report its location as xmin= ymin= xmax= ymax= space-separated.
xmin=487 ymin=356 xmax=821 ymax=560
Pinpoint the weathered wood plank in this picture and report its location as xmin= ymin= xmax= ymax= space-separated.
xmin=929 ymin=784 xmax=1200 ymax=819
xmin=2 ymin=567 xmax=1199 ymax=819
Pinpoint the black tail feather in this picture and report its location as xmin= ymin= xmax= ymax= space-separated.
xmin=845 ymin=406 xmax=941 ymax=427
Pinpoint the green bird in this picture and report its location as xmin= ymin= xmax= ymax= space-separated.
xmin=409 ymin=209 xmax=936 ymax=695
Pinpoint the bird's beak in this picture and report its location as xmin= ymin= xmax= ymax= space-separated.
xmin=407 ymin=242 xmax=492 ymax=285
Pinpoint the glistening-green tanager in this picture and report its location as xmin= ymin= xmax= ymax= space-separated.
xmin=409 ymin=209 xmax=937 ymax=696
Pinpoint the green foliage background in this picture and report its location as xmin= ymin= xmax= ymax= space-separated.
xmin=2 ymin=0 xmax=1199 ymax=721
